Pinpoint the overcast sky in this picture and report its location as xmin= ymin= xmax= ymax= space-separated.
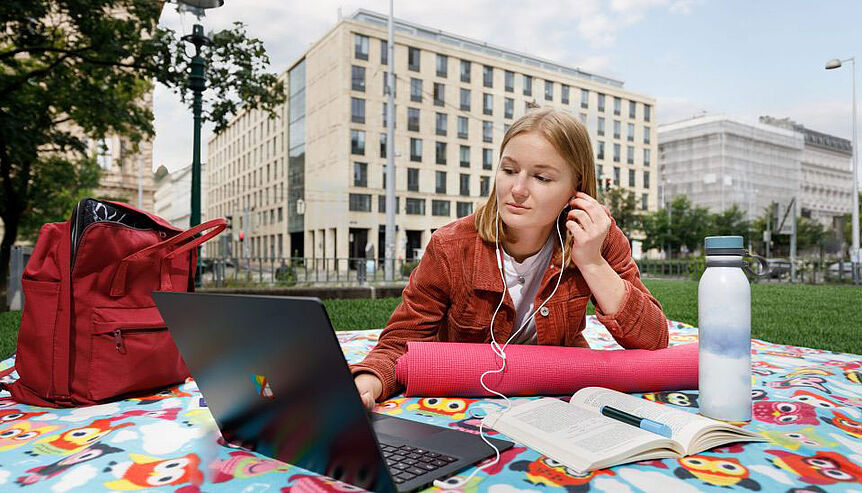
xmin=154 ymin=0 xmax=862 ymax=185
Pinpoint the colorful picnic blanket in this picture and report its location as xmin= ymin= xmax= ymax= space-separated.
xmin=0 ymin=317 xmax=860 ymax=492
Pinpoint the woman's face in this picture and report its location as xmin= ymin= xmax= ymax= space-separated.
xmin=495 ymin=131 xmax=577 ymax=233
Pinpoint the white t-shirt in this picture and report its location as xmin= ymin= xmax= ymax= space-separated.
xmin=500 ymin=235 xmax=556 ymax=345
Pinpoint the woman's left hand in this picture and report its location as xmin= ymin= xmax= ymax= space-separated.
xmin=566 ymin=192 xmax=612 ymax=268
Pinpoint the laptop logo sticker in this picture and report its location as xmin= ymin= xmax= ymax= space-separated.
xmin=251 ymin=374 xmax=275 ymax=399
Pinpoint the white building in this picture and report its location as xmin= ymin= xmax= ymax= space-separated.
xmin=153 ymin=164 xmax=207 ymax=230
xmin=658 ymin=115 xmax=805 ymax=222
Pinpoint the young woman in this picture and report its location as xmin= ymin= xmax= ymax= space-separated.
xmin=352 ymin=108 xmax=669 ymax=410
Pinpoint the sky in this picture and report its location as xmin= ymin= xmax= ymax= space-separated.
xmin=153 ymin=0 xmax=862 ymax=184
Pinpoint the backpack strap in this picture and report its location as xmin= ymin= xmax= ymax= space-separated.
xmin=110 ymin=219 xmax=226 ymax=296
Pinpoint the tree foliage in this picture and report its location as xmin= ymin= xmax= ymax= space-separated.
xmin=0 ymin=0 xmax=285 ymax=293
xmin=598 ymin=185 xmax=640 ymax=241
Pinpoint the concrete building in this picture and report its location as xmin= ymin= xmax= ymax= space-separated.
xmin=153 ymin=164 xmax=207 ymax=230
xmin=658 ymin=116 xmax=805 ymax=222
xmin=759 ymin=116 xmax=853 ymax=229
xmin=205 ymin=9 xmax=659 ymax=262
xmin=658 ymin=115 xmax=853 ymax=234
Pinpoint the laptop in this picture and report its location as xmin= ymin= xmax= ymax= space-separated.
xmin=152 ymin=292 xmax=512 ymax=492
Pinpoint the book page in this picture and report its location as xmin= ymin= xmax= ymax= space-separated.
xmin=488 ymin=398 xmax=673 ymax=470
xmin=571 ymin=387 xmax=724 ymax=451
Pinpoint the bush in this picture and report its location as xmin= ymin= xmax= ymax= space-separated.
xmin=400 ymin=260 xmax=420 ymax=277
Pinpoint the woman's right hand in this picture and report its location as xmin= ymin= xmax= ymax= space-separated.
xmin=353 ymin=372 xmax=383 ymax=411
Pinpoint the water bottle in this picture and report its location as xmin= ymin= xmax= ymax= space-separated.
xmin=698 ymin=236 xmax=766 ymax=421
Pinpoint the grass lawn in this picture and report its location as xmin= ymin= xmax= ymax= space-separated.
xmin=0 ymin=280 xmax=859 ymax=360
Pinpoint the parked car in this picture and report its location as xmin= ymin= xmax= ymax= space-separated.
xmin=828 ymin=261 xmax=855 ymax=277
xmin=765 ymin=258 xmax=791 ymax=279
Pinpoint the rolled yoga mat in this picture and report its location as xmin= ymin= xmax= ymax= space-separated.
xmin=394 ymin=342 xmax=699 ymax=397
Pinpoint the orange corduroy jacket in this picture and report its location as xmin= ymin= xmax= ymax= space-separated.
xmin=350 ymin=214 xmax=669 ymax=401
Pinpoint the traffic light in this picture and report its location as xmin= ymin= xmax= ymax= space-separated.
xmin=225 ymin=215 xmax=233 ymax=231
xmin=238 ymin=231 xmax=245 ymax=242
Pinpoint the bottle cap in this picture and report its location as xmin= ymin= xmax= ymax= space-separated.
xmin=704 ymin=236 xmax=744 ymax=255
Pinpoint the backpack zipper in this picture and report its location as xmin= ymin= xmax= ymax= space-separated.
xmin=111 ymin=327 xmax=166 ymax=354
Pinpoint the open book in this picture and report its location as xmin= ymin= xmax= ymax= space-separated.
xmin=486 ymin=387 xmax=767 ymax=473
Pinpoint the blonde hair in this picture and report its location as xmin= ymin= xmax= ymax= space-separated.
xmin=474 ymin=108 xmax=597 ymax=268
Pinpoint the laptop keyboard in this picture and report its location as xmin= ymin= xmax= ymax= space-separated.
xmin=379 ymin=443 xmax=458 ymax=484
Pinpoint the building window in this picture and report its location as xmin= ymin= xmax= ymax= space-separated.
xmin=436 ymin=54 xmax=448 ymax=77
xmin=613 ymin=166 xmax=620 ymax=185
xmin=483 ymin=93 xmax=493 ymax=115
xmin=580 ymin=112 xmax=587 ymax=122
xmin=644 ymin=126 xmax=651 ymax=144
xmin=581 ymin=89 xmax=589 ymax=109
xmin=504 ymin=97 xmax=514 ymax=119
xmin=460 ymin=59 xmax=471 ymax=82
xmin=432 ymin=199 xmax=451 ymax=217
xmin=561 ymin=84 xmax=569 ymax=104
xmin=408 ymin=47 xmax=420 ymax=72
xmin=644 ymin=104 xmax=651 ymax=122
xmin=380 ymin=39 xmax=388 ymax=64
xmin=460 ymin=88 xmax=471 ymax=111
xmin=435 ymin=112 xmax=447 ymax=136
xmin=641 ymin=193 xmax=648 ymax=211
xmin=353 ymin=161 xmax=367 ymax=187
xmin=644 ymin=148 xmax=651 ymax=166
xmin=504 ymin=70 xmax=514 ymax=92
xmin=483 ymin=65 xmax=493 ymax=87
xmin=351 ymin=97 xmax=365 ymax=124
xmin=378 ymin=195 xmax=400 ymax=213
xmin=382 ymin=72 xmax=396 ymax=97
xmin=523 ymin=74 xmax=532 ymax=96
xmin=627 ymin=123 xmax=635 ymax=142
xmin=351 ymin=129 xmax=365 ymax=155
xmin=410 ymin=78 xmax=423 ymax=102
xmin=349 ymin=193 xmax=372 ymax=212
xmin=433 ymin=82 xmax=445 ymax=106
xmin=460 ymin=174 xmax=471 ymax=196
xmin=351 ymin=65 xmax=365 ymax=91
xmin=614 ymin=96 xmax=621 ymax=116
xmin=457 ymin=116 xmax=468 ymax=139
xmin=379 ymin=133 xmax=386 ymax=158
xmin=457 ymin=201 xmax=473 ymax=217
xmin=629 ymin=169 xmax=635 ymax=187
xmin=483 ymin=121 xmax=493 ymax=143
xmin=406 ymin=197 xmax=425 ymax=215
xmin=545 ymin=80 xmax=553 ymax=101
xmin=408 ymin=107 xmax=420 ymax=132
xmin=410 ymin=138 xmax=422 ymax=162
xmin=435 ymin=170 xmax=447 ymax=193
xmin=613 ymin=143 xmax=620 ymax=162
xmin=354 ymin=34 xmax=368 ymax=60
xmin=629 ymin=100 xmax=636 ymax=119
xmin=643 ymin=171 xmax=650 ymax=189
xmin=613 ymin=120 xmax=621 ymax=139
xmin=597 ymin=141 xmax=605 ymax=160
xmin=596 ymin=164 xmax=603 ymax=179
xmin=479 ymin=176 xmax=490 ymax=196
xmin=597 ymin=117 xmax=605 ymax=136
xmin=460 ymin=145 xmax=470 ymax=167
xmin=482 ymin=148 xmax=493 ymax=170
xmin=598 ymin=93 xmax=605 ymax=112
xmin=407 ymin=168 xmax=419 ymax=191
xmin=627 ymin=145 xmax=634 ymax=164
xmin=436 ymin=142 xmax=447 ymax=165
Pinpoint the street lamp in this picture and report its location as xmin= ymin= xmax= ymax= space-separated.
xmin=825 ymin=57 xmax=859 ymax=284
xmin=177 ymin=0 xmax=223 ymax=285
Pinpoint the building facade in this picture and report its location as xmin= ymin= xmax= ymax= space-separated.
xmin=206 ymin=9 xmax=658 ymax=262
xmin=658 ymin=116 xmax=805 ymax=223
xmin=759 ymin=116 xmax=853 ymax=229
xmin=153 ymin=164 xmax=208 ymax=230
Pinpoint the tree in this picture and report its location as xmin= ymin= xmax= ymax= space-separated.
xmin=0 ymin=0 xmax=285 ymax=295
xmin=710 ymin=204 xmax=750 ymax=238
xmin=598 ymin=185 xmax=640 ymax=241
xmin=640 ymin=196 xmax=712 ymax=257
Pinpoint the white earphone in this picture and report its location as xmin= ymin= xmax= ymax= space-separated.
xmin=434 ymin=199 xmax=569 ymax=489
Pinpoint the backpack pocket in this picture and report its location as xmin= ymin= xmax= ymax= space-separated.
xmin=17 ymin=279 xmax=61 ymax=396
xmin=89 ymin=306 xmax=188 ymax=401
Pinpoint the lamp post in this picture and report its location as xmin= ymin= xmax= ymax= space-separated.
xmin=826 ymin=57 xmax=859 ymax=284
xmin=177 ymin=0 xmax=223 ymax=285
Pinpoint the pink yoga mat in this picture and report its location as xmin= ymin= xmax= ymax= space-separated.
xmin=395 ymin=342 xmax=699 ymax=397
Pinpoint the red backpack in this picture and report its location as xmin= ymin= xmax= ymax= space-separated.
xmin=1 ymin=198 xmax=225 ymax=407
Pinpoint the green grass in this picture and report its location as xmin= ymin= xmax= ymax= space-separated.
xmin=1 ymin=280 xmax=859 ymax=360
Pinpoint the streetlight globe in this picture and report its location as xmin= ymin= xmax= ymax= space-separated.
xmin=825 ymin=58 xmax=843 ymax=70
